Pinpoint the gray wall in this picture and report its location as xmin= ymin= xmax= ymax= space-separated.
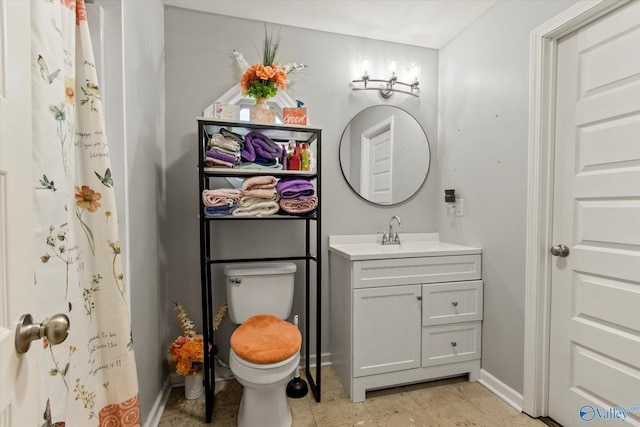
xmin=98 ymin=0 xmax=167 ymax=423
xmin=437 ymin=0 xmax=577 ymax=394
xmin=124 ymin=1 xmax=167 ymax=423
xmin=164 ymin=7 xmax=439 ymax=367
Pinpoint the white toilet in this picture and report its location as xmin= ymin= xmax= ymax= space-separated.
xmin=224 ymin=262 xmax=301 ymax=427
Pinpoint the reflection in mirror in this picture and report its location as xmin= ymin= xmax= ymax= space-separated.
xmin=339 ymin=105 xmax=430 ymax=205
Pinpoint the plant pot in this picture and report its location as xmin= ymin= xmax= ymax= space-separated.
xmin=250 ymin=97 xmax=276 ymax=123
xmin=184 ymin=372 xmax=204 ymax=400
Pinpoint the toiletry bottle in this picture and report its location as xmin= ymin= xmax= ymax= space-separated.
xmin=301 ymin=143 xmax=310 ymax=171
xmin=280 ymin=144 xmax=288 ymax=170
xmin=289 ymin=142 xmax=301 ymax=170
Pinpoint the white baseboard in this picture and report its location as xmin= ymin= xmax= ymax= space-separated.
xmin=143 ymin=377 xmax=173 ymax=427
xmin=302 ymin=351 xmax=332 ymax=367
xmin=479 ymin=369 xmax=524 ymax=412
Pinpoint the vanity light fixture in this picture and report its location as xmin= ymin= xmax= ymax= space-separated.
xmin=352 ymin=59 xmax=420 ymax=98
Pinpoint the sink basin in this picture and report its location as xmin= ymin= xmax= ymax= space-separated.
xmin=328 ymin=233 xmax=480 ymax=260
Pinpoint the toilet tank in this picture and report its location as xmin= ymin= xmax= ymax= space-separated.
xmin=224 ymin=262 xmax=297 ymax=323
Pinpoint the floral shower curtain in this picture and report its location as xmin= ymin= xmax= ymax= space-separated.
xmin=31 ymin=1 xmax=140 ymax=425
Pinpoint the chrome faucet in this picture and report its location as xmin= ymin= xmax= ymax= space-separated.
xmin=382 ymin=215 xmax=402 ymax=245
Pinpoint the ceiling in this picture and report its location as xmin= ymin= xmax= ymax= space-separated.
xmin=164 ymin=0 xmax=497 ymax=49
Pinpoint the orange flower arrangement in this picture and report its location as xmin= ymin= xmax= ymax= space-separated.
xmin=234 ymin=26 xmax=306 ymax=100
xmin=239 ymin=63 xmax=288 ymax=99
xmin=168 ymin=303 xmax=205 ymax=376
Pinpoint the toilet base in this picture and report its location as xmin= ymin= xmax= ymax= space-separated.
xmin=237 ymin=383 xmax=292 ymax=427
xmin=230 ymin=349 xmax=299 ymax=427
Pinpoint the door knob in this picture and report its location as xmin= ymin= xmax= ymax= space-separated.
xmin=550 ymin=244 xmax=570 ymax=257
xmin=15 ymin=313 xmax=70 ymax=354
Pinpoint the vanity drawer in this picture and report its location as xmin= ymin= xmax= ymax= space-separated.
xmin=353 ymin=255 xmax=481 ymax=289
xmin=422 ymin=281 xmax=483 ymax=326
xmin=421 ymin=322 xmax=481 ymax=367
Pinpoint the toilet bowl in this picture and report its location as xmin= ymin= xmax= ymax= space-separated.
xmin=224 ymin=263 xmax=300 ymax=427
xmin=229 ymin=349 xmax=300 ymax=427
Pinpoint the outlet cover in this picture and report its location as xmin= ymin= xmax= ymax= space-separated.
xmin=455 ymin=199 xmax=464 ymax=216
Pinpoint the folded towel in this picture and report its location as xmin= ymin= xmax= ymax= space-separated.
xmin=276 ymin=179 xmax=315 ymax=199
xmin=235 ymin=162 xmax=283 ymax=171
xmin=206 ymin=150 xmax=236 ymax=164
xmin=243 ymin=188 xmax=278 ymax=199
xmin=279 ymin=195 xmax=318 ymax=214
xmin=209 ymin=133 xmax=242 ymax=151
xmin=246 ymin=132 xmax=281 ymax=159
xmin=232 ymin=201 xmax=280 ymax=217
xmin=253 ymin=157 xmax=279 ymax=167
xmin=202 ymin=189 xmax=242 ymax=207
xmin=209 ymin=145 xmax=239 ymax=157
xmin=240 ymin=137 xmax=256 ymax=162
xmin=220 ymin=128 xmax=245 ymax=144
xmin=242 ymin=176 xmax=277 ymax=191
xmin=204 ymin=204 xmax=237 ymax=216
xmin=241 ymin=132 xmax=282 ymax=163
xmin=239 ymin=194 xmax=279 ymax=207
xmin=205 ymin=156 xmax=234 ymax=168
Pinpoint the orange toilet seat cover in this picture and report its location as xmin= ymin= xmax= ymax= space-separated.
xmin=230 ymin=314 xmax=302 ymax=364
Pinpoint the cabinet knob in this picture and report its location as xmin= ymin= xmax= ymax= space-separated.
xmin=416 ymin=296 xmax=422 ymax=301
xmin=451 ymin=301 xmax=458 ymax=307
xmin=451 ymin=341 xmax=457 ymax=347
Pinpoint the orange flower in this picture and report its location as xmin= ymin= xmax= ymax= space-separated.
xmin=168 ymin=336 xmax=187 ymax=362
xmin=176 ymin=360 xmax=192 ymax=376
xmin=240 ymin=70 xmax=254 ymax=91
xmin=255 ymin=64 xmax=276 ymax=80
xmin=273 ymin=69 xmax=288 ymax=90
xmin=180 ymin=338 xmax=204 ymax=363
xmin=75 ymin=185 xmax=102 ymax=212
xmin=168 ymin=334 xmax=205 ymax=375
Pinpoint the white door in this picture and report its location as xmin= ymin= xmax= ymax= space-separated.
xmin=360 ymin=117 xmax=394 ymax=204
xmin=0 ymin=1 xmax=38 ymax=427
xmin=549 ymin=1 xmax=640 ymax=425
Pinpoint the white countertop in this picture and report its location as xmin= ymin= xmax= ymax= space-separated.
xmin=328 ymin=233 xmax=481 ymax=261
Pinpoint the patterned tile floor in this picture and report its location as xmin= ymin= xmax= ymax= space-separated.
xmin=158 ymin=367 xmax=547 ymax=426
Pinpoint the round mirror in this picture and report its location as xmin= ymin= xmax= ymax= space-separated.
xmin=339 ymin=105 xmax=431 ymax=205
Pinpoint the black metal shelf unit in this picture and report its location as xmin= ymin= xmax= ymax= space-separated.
xmin=197 ymin=118 xmax=322 ymax=423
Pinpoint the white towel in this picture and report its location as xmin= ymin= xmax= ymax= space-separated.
xmin=231 ymin=201 xmax=280 ymax=217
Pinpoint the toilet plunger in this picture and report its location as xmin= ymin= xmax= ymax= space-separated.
xmin=286 ymin=315 xmax=308 ymax=398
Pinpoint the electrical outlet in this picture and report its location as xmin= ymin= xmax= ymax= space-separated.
xmin=454 ymin=199 xmax=464 ymax=216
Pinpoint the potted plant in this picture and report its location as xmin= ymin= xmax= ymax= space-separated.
xmin=234 ymin=26 xmax=306 ymax=122
xmin=168 ymin=302 xmax=205 ymax=399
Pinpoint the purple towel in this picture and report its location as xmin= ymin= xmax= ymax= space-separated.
xmin=206 ymin=150 xmax=236 ymax=164
xmin=276 ymin=179 xmax=315 ymax=199
xmin=241 ymin=132 xmax=282 ymax=163
xmin=240 ymin=139 xmax=256 ymax=162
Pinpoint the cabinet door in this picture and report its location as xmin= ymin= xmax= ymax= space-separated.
xmin=353 ymin=285 xmax=421 ymax=377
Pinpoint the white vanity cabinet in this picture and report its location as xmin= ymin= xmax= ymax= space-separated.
xmin=329 ymin=234 xmax=482 ymax=402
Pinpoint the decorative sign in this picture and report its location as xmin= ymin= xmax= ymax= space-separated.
xmin=250 ymin=107 xmax=276 ymax=123
xmin=214 ymin=102 xmax=239 ymax=120
xmin=283 ymin=108 xmax=307 ymax=125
